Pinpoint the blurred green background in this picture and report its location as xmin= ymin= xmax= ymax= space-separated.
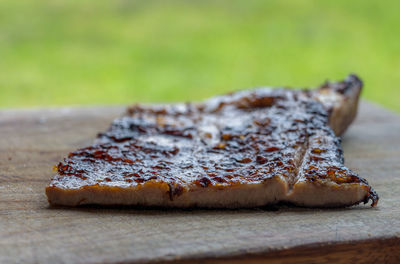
xmin=1 ymin=0 xmax=399 ymax=111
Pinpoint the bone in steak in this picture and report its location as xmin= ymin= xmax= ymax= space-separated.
xmin=46 ymin=74 xmax=378 ymax=208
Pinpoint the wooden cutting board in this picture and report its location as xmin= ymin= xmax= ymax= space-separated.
xmin=0 ymin=101 xmax=399 ymax=264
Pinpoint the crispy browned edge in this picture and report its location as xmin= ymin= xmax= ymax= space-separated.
xmin=317 ymin=74 xmax=363 ymax=136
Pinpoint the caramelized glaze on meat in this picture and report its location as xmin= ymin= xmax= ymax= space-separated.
xmin=47 ymin=75 xmax=378 ymax=207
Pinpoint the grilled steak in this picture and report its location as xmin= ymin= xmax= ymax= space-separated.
xmin=46 ymin=74 xmax=378 ymax=208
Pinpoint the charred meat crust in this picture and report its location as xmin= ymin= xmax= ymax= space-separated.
xmin=314 ymin=74 xmax=363 ymax=136
xmin=46 ymin=74 xmax=378 ymax=208
xmin=320 ymin=74 xmax=363 ymax=96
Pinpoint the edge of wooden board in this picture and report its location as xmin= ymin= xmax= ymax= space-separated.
xmin=148 ymin=237 xmax=400 ymax=264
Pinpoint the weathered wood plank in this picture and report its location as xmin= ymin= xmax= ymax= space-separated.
xmin=0 ymin=102 xmax=399 ymax=264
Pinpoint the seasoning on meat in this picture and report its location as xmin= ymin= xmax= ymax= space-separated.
xmin=46 ymin=74 xmax=378 ymax=208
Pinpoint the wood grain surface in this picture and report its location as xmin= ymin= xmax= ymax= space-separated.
xmin=0 ymin=102 xmax=399 ymax=264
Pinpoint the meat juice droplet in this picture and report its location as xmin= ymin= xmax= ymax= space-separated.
xmin=240 ymin=158 xmax=252 ymax=163
xmin=256 ymin=156 xmax=267 ymax=164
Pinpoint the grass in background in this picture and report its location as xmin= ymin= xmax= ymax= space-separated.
xmin=0 ymin=0 xmax=399 ymax=111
